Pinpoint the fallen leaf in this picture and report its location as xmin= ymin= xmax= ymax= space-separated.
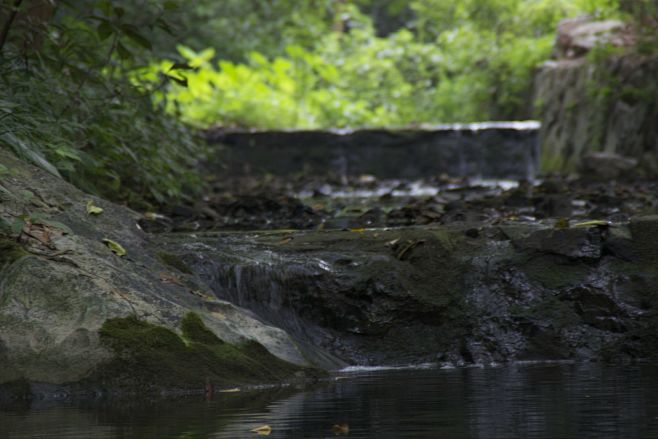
xmin=332 ymin=423 xmax=350 ymax=435
xmin=250 ymin=425 xmax=272 ymax=435
xmin=160 ymin=272 xmax=183 ymax=285
xmin=278 ymin=237 xmax=293 ymax=245
xmin=102 ymin=238 xmax=126 ymax=256
xmin=349 ymin=228 xmax=366 ymax=233
xmin=219 ymin=387 xmax=241 ymax=393
xmin=86 ymin=200 xmax=103 ymax=215
xmin=143 ymin=212 xmax=168 ymax=221
xmin=572 ymin=220 xmax=609 ymax=228
xmin=553 ymin=218 xmax=570 ymax=229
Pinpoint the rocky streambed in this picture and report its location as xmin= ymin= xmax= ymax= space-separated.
xmin=1 ymin=147 xmax=657 ymax=401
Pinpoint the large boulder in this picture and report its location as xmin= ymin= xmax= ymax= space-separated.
xmin=0 ymin=149 xmax=330 ymax=398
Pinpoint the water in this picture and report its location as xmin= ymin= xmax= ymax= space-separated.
xmin=2 ymin=363 xmax=658 ymax=439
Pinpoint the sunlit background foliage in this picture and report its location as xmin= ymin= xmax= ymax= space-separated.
xmin=0 ymin=0 xmax=654 ymax=206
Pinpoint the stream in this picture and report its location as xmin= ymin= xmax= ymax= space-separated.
xmin=3 ymin=363 xmax=658 ymax=438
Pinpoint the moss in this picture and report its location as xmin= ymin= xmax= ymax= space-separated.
xmin=156 ymin=251 xmax=193 ymax=274
xmin=93 ymin=315 xmax=312 ymax=392
xmin=181 ymin=312 xmax=223 ymax=345
xmin=0 ymin=236 xmax=27 ymax=268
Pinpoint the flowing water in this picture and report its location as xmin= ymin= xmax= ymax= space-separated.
xmin=2 ymin=363 xmax=658 ymax=439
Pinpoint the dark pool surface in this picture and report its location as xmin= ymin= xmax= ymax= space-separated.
xmin=2 ymin=363 xmax=658 ymax=439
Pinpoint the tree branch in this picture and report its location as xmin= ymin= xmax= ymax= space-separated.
xmin=0 ymin=0 xmax=24 ymax=53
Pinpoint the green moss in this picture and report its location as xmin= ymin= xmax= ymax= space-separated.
xmin=156 ymin=251 xmax=193 ymax=274
xmin=94 ymin=315 xmax=312 ymax=392
xmin=181 ymin=312 xmax=223 ymax=345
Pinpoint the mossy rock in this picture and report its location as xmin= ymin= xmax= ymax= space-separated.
xmin=0 ymin=236 xmax=27 ymax=269
xmin=181 ymin=312 xmax=223 ymax=345
xmin=156 ymin=251 xmax=193 ymax=274
xmin=92 ymin=314 xmax=313 ymax=392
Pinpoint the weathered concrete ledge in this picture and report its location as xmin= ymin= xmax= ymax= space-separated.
xmin=207 ymin=122 xmax=540 ymax=179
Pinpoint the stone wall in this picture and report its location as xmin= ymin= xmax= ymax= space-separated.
xmin=535 ymin=19 xmax=658 ymax=175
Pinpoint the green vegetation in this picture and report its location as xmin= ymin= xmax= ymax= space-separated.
xmin=1 ymin=0 xmax=654 ymax=206
xmin=0 ymin=1 xmax=207 ymax=208
xmin=96 ymin=314 xmax=309 ymax=390
xmin=151 ymin=0 xmax=635 ymax=129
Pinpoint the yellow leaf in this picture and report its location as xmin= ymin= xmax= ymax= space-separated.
xmin=86 ymin=200 xmax=103 ymax=215
xmin=102 ymin=238 xmax=126 ymax=256
xmin=349 ymin=228 xmax=365 ymax=233
xmin=572 ymin=220 xmax=609 ymax=228
xmin=331 ymin=423 xmax=350 ymax=435
xmin=250 ymin=425 xmax=272 ymax=435
xmin=553 ymin=218 xmax=570 ymax=229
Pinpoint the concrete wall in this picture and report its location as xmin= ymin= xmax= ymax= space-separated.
xmin=207 ymin=122 xmax=540 ymax=180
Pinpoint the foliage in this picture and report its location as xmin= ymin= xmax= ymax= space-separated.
xmin=154 ymin=0 xmax=634 ymax=129
xmin=0 ymin=0 xmax=207 ymax=207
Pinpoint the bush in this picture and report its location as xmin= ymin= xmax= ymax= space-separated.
xmin=154 ymin=0 xmax=630 ymax=129
xmin=0 ymin=1 xmax=207 ymax=208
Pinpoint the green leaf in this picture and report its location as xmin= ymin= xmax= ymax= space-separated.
xmin=163 ymin=1 xmax=178 ymax=10
xmin=102 ymin=238 xmax=126 ymax=257
xmin=0 ymin=133 xmax=61 ymax=178
xmin=116 ymin=42 xmax=133 ymax=60
xmin=54 ymin=146 xmax=81 ymax=161
xmin=165 ymin=74 xmax=188 ymax=87
xmin=121 ymin=24 xmax=152 ymax=50
xmin=86 ymin=200 xmax=104 ymax=215
xmin=18 ymin=189 xmax=34 ymax=202
xmin=97 ymin=20 xmax=114 ymax=41
xmin=168 ymin=62 xmax=195 ymax=72
xmin=0 ymin=217 xmax=12 ymax=234
xmin=11 ymin=218 xmax=25 ymax=235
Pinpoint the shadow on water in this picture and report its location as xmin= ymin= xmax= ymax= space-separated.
xmin=2 ymin=363 xmax=658 ymax=438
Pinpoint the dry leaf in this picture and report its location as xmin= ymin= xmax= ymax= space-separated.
xmin=219 ymin=387 xmax=241 ymax=393
xmin=349 ymin=228 xmax=366 ymax=233
xmin=250 ymin=425 xmax=272 ymax=436
xmin=160 ymin=272 xmax=183 ymax=285
xmin=86 ymin=200 xmax=103 ymax=215
xmin=553 ymin=218 xmax=570 ymax=229
xmin=572 ymin=220 xmax=609 ymax=228
xmin=102 ymin=238 xmax=126 ymax=256
xmin=331 ymin=423 xmax=350 ymax=435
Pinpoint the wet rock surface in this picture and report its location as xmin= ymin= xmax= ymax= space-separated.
xmin=1 ymin=145 xmax=657 ymax=398
xmin=147 ymin=173 xmax=658 ymax=232
xmin=164 ymin=216 xmax=658 ymax=366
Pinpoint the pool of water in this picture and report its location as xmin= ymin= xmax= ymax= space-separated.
xmin=2 ymin=363 xmax=658 ymax=438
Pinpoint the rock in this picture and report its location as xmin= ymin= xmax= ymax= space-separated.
xmin=0 ymin=149 xmax=330 ymax=395
xmin=536 ymin=20 xmax=657 ymax=176
xmin=555 ymin=17 xmax=627 ymax=59
xmin=513 ymin=226 xmax=603 ymax=259
xmin=174 ymin=221 xmax=658 ymax=366
xmin=579 ymin=152 xmax=638 ymax=181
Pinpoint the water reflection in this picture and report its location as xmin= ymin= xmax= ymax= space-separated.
xmin=2 ymin=363 xmax=658 ymax=438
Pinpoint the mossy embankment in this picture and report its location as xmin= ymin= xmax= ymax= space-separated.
xmin=88 ymin=313 xmax=316 ymax=394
